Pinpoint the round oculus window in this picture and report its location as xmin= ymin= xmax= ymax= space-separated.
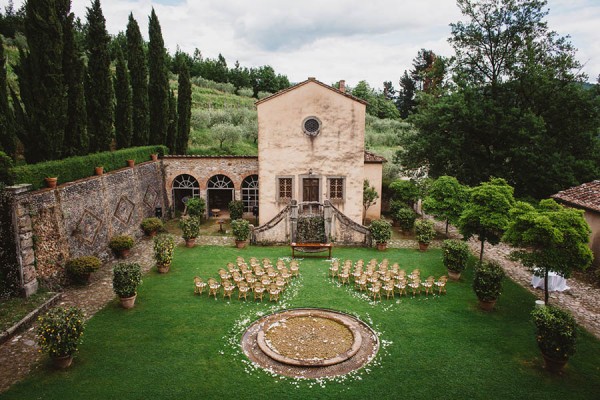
xmin=302 ymin=116 xmax=321 ymax=137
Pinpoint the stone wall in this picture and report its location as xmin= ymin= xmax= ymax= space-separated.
xmin=7 ymin=160 xmax=166 ymax=294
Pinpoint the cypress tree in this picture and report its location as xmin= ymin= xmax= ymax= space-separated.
xmin=147 ymin=8 xmax=169 ymax=145
xmin=176 ymin=61 xmax=191 ymax=154
xmin=60 ymin=0 xmax=88 ymax=157
xmin=0 ymin=37 xmax=16 ymax=158
xmin=85 ymin=0 xmax=113 ymax=152
xmin=15 ymin=0 xmax=66 ymax=162
xmin=126 ymin=13 xmax=148 ymax=146
xmin=114 ymin=47 xmax=132 ymax=149
xmin=166 ymin=89 xmax=177 ymax=153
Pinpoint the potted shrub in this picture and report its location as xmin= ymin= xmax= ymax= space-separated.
xmin=154 ymin=234 xmax=175 ymax=273
xmin=108 ymin=235 xmax=134 ymax=258
xmin=45 ymin=176 xmax=58 ymax=189
xmin=394 ymin=206 xmax=417 ymax=232
xmin=370 ymin=219 xmax=392 ymax=251
xmin=65 ymin=256 xmax=101 ymax=285
xmin=112 ymin=262 xmax=142 ymax=309
xmin=141 ymin=217 xmax=163 ymax=237
xmin=179 ymin=216 xmax=200 ymax=247
xmin=95 ymin=166 xmax=104 ymax=175
xmin=415 ymin=219 xmax=436 ymax=251
xmin=531 ymin=305 xmax=577 ymax=373
xmin=473 ymin=261 xmax=505 ymax=311
xmin=231 ymin=219 xmax=250 ymax=248
xmin=36 ymin=306 xmax=85 ymax=369
xmin=186 ymin=197 xmax=206 ymax=221
xmin=127 ymin=159 xmax=135 ymax=167
xmin=442 ymin=239 xmax=470 ymax=280
xmin=228 ymin=200 xmax=244 ymax=221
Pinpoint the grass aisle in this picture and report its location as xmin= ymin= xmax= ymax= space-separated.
xmin=4 ymin=246 xmax=600 ymax=400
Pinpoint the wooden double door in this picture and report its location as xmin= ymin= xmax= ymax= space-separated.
xmin=303 ymin=178 xmax=319 ymax=202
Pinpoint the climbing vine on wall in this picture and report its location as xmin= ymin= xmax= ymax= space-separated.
xmin=0 ymin=185 xmax=20 ymax=298
xmin=296 ymin=215 xmax=326 ymax=243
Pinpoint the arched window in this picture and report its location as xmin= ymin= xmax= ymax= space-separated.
xmin=242 ymin=175 xmax=259 ymax=213
xmin=207 ymin=174 xmax=234 ymax=214
xmin=207 ymin=174 xmax=234 ymax=189
xmin=172 ymin=174 xmax=200 ymax=212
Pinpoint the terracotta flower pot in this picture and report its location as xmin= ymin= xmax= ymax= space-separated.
xmin=150 ymin=154 xmax=158 ymax=161
xmin=52 ymin=354 xmax=73 ymax=369
xmin=117 ymin=249 xmax=130 ymax=259
xmin=185 ymin=238 xmax=196 ymax=248
xmin=478 ymin=299 xmax=497 ymax=311
xmin=235 ymin=240 xmax=247 ymax=249
xmin=542 ymin=353 xmax=568 ymax=373
xmin=418 ymin=242 xmax=429 ymax=252
xmin=376 ymin=242 xmax=387 ymax=251
xmin=127 ymin=159 xmax=135 ymax=168
xmin=95 ymin=166 xmax=104 ymax=175
xmin=45 ymin=177 xmax=58 ymax=189
xmin=157 ymin=264 xmax=170 ymax=274
xmin=119 ymin=294 xmax=137 ymax=309
xmin=447 ymin=270 xmax=461 ymax=281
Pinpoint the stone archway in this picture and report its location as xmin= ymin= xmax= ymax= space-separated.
xmin=207 ymin=174 xmax=234 ymax=214
xmin=171 ymin=174 xmax=200 ymax=212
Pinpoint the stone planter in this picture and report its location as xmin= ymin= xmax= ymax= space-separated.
xmin=447 ymin=270 xmax=461 ymax=281
xmin=478 ymin=299 xmax=497 ymax=311
xmin=127 ymin=159 xmax=135 ymax=168
xmin=119 ymin=294 xmax=137 ymax=309
xmin=52 ymin=354 xmax=73 ymax=369
xmin=542 ymin=353 xmax=568 ymax=373
xmin=235 ymin=240 xmax=248 ymax=249
xmin=185 ymin=238 xmax=196 ymax=248
xmin=157 ymin=264 xmax=170 ymax=274
xmin=418 ymin=242 xmax=429 ymax=252
xmin=376 ymin=242 xmax=387 ymax=251
xmin=95 ymin=166 xmax=104 ymax=175
xmin=45 ymin=177 xmax=58 ymax=189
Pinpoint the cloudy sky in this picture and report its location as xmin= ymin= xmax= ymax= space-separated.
xmin=7 ymin=0 xmax=600 ymax=89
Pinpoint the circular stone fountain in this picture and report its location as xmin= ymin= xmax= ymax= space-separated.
xmin=242 ymin=308 xmax=379 ymax=378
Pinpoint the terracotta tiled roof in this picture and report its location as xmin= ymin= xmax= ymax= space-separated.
xmin=255 ymin=77 xmax=369 ymax=106
xmin=364 ymin=151 xmax=387 ymax=163
xmin=552 ymin=180 xmax=600 ymax=213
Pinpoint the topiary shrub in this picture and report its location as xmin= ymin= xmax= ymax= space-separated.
xmin=186 ymin=197 xmax=206 ymax=219
xmin=108 ymin=235 xmax=134 ymax=252
xmin=394 ymin=207 xmax=417 ymax=232
xmin=370 ymin=219 xmax=392 ymax=245
xmin=228 ymin=200 xmax=244 ymax=221
xmin=442 ymin=239 xmax=470 ymax=273
xmin=415 ymin=219 xmax=436 ymax=245
xmin=231 ymin=218 xmax=250 ymax=241
xmin=141 ymin=217 xmax=163 ymax=236
xmin=112 ymin=262 xmax=142 ymax=298
xmin=473 ymin=260 xmax=505 ymax=302
xmin=531 ymin=305 xmax=577 ymax=361
xmin=65 ymin=256 xmax=101 ymax=285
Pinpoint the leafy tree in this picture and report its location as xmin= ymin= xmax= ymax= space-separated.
xmin=212 ymin=123 xmax=241 ymax=150
xmin=175 ymin=62 xmax=191 ymax=154
xmin=458 ymin=178 xmax=515 ymax=263
xmin=0 ymin=37 xmax=16 ymax=157
xmin=503 ymin=199 xmax=592 ymax=304
xmin=148 ymin=8 xmax=169 ymax=145
xmin=423 ymin=176 xmax=469 ymax=234
xmin=0 ymin=1 xmax=25 ymax=38
xmin=126 ymin=13 xmax=149 ymax=146
xmin=85 ymin=0 xmax=113 ymax=152
xmin=362 ymin=179 xmax=379 ymax=225
xmin=61 ymin=0 xmax=87 ymax=157
xmin=15 ymin=0 xmax=67 ymax=162
xmin=114 ymin=47 xmax=132 ymax=149
xmin=166 ymin=89 xmax=177 ymax=153
xmin=388 ymin=179 xmax=419 ymax=207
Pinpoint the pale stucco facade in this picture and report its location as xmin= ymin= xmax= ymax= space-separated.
xmin=256 ymin=78 xmax=382 ymax=226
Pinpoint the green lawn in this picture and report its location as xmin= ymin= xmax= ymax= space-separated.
xmin=4 ymin=246 xmax=600 ymax=399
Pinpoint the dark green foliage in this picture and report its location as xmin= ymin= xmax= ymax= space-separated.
xmin=185 ymin=197 xmax=205 ymax=219
xmin=0 ymin=151 xmax=13 ymax=185
xmin=85 ymin=0 xmax=113 ymax=152
xmin=394 ymin=207 xmax=417 ymax=232
xmin=0 ymin=38 xmax=16 ymax=157
xmin=351 ymin=80 xmax=400 ymax=119
xmin=141 ymin=217 xmax=163 ymax=235
xmin=65 ymin=255 xmax=100 ymax=284
xmin=179 ymin=216 xmax=200 ymax=240
xmin=61 ymin=4 xmax=88 ymax=157
xmin=108 ymin=235 xmax=134 ymax=252
xmin=0 ymin=184 xmax=20 ymax=298
xmin=503 ymin=198 xmax=593 ymax=304
xmin=388 ymin=179 xmax=419 ymax=206
xmin=114 ymin=47 xmax=132 ymax=149
xmin=532 ymin=305 xmax=577 ymax=360
xmin=15 ymin=0 xmax=67 ymax=162
xmin=473 ymin=260 xmax=505 ymax=302
xmin=442 ymin=239 xmax=470 ymax=273
xmin=147 ymin=9 xmax=169 ymax=146
xmin=126 ymin=13 xmax=149 ymax=146
xmin=166 ymin=89 xmax=177 ymax=153
xmin=0 ymin=1 xmax=25 ymax=38
xmin=396 ymin=70 xmax=416 ymax=119
xmin=176 ymin=62 xmax=191 ymax=154
xmin=369 ymin=219 xmax=392 ymax=244
xmin=10 ymin=145 xmax=167 ymax=189
xmin=228 ymin=200 xmax=244 ymax=221
xmin=297 ymin=215 xmax=326 ymax=243
xmin=459 ymin=178 xmax=515 ymax=262
xmin=112 ymin=262 xmax=141 ymax=298
xmin=423 ymin=176 xmax=469 ymax=231
xmin=414 ymin=219 xmax=436 ymax=245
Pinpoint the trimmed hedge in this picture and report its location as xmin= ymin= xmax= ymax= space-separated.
xmin=10 ymin=146 xmax=168 ymax=190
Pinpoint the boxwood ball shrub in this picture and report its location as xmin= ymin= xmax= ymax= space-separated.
xmin=442 ymin=239 xmax=470 ymax=273
xmin=473 ymin=260 xmax=505 ymax=302
xmin=112 ymin=263 xmax=142 ymax=298
xmin=415 ymin=219 xmax=436 ymax=245
xmin=370 ymin=219 xmax=392 ymax=245
xmin=531 ymin=305 xmax=577 ymax=360
xmin=141 ymin=217 xmax=164 ymax=235
xmin=65 ymin=256 xmax=101 ymax=284
xmin=228 ymin=200 xmax=244 ymax=221
xmin=108 ymin=235 xmax=134 ymax=252
xmin=37 ymin=306 xmax=85 ymax=358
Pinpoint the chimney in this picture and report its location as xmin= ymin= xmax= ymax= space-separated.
xmin=339 ymin=80 xmax=345 ymax=93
